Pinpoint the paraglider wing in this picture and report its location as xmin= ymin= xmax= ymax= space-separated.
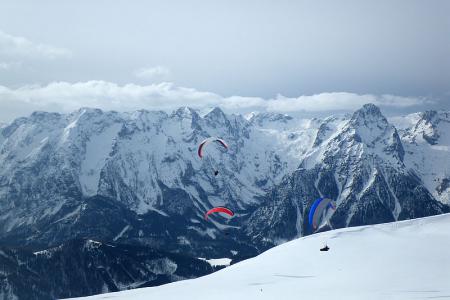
xmin=308 ymin=198 xmax=322 ymax=228
xmin=197 ymin=139 xmax=209 ymax=158
xmin=308 ymin=198 xmax=336 ymax=231
xmin=204 ymin=206 xmax=234 ymax=220
xmin=198 ymin=137 xmax=228 ymax=158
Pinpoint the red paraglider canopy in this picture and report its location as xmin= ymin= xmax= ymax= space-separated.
xmin=204 ymin=207 xmax=234 ymax=220
xmin=198 ymin=137 xmax=228 ymax=158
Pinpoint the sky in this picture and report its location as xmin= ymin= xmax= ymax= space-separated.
xmin=0 ymin=0 xmax=449 ymax=122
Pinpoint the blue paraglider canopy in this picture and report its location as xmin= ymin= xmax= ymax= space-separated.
xmin=308 ymin=198 xmax=336 ymax=232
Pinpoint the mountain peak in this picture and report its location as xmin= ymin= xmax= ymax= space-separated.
xmin=204 ymin=107 xmax=228 ymax=126
xmin=348 ymin=103 xmax=389 ymax=131
xmin=29 ymin=111 xmax=62 ymax=122
xmin=351 ymin=103 xmax=384 ymax=121
xmin=205 ymin=107 xmax=226 ymax=118
xmin=251 ymin=112 xmax=293 ymax=125
xmin=171 ymin=107 xmax=199 ymax=119
xmin=76 ymin=107 xmax=104 ymax=115
xmin=331 ymin=103 xmax=406 ymax=162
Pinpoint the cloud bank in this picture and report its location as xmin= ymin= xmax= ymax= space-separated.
xmin=0 ymin=31 xmax=71 ymax=60
xmin=0 ymin=80 xmax=432 ymax=122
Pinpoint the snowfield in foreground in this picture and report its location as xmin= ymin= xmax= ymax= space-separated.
xmin=70 ymin=214 xmax=450 ymax=300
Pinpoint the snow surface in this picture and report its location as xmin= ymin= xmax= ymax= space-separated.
xmin=70 ymin=214 xmax=450 ymax=300
xmin=198 ymin=257 xmax=232 ymax=267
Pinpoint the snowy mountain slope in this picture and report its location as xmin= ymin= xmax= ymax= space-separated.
xmin=244 ymin=104 xmax=448 ymax=246
xmin=392 ymin=111 xmax=450 ymax=204
xmin=72 ymin=213 xmax=450 ymax=300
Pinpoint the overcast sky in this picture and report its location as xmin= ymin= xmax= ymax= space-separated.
xmin=0 ymin=0 xmax=449 ymax=122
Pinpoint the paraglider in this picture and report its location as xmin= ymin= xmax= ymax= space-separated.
xmin=198 ymin=137 xmax=228 ymax=176
xmin=308 ymin=197 xmax=336 ymax=232
xmin=204 ymin=206 xmax=234 ymax=220
xmin=197 ymin=137 xmax=228 ymax=158
xmin=320 ymin=244 xmax=330 ymax=251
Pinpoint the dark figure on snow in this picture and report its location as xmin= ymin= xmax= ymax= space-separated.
xmin=320 ymin=245 xmax=330 ymax=251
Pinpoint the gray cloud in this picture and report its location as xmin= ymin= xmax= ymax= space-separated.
xmin=0 ymin=30 xmax=72 ymax=86
xmin=0 ymin=30 xmax=71 ymax=60
xmin=0 ymin=80 xmax=434 ymax=122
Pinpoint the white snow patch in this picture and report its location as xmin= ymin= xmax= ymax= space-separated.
xmin=147 ymin=208 xmax=169 ymax=217
xmin=79 ymin=123 xmax=121 ymax=196
xmin=113 ymin=225 xmax=131 ymax=241
xmin=198 ymin=258 xmax=232 ymax=267
xmin=53 ymin=205 xmax=81 ymax=224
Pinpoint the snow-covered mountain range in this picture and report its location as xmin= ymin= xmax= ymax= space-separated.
xmin=0 ymin=103 xmax=449 ymax=298
xmin=70 ymin=213 xmax=450 ymax=300
xmin=0 ymin=104 xmax=448 ymax=254
xmin=245 ymin=104 xmax=448 ymax=246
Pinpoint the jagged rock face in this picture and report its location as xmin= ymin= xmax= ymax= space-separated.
xmin=245 ymin=104 xmax=449 ymax=246
xmin=0 ymin=239 xmax=214 ymax=300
